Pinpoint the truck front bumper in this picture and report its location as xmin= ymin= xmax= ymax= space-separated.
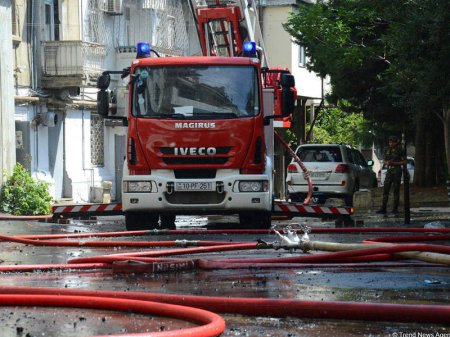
xmin=121 ymin=170 xmax=272 ymax=214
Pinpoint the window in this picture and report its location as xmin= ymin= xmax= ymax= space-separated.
xmin=91 ymin=115 xmax=105 ymax=167
xmin=11 ymin=0 xmax=19 ymax=39
xmin=298 ymin=45 xmax=306 ymax=67
xmin=296 ymin=146 xmax=342 ymax=162
xmin=132 ymin=65 xmax=260 ymax=118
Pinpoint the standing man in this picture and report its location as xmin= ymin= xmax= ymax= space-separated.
xmin=377 ymin=135 xmax=407 ymax=215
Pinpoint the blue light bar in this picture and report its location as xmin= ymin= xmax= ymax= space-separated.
xmin=136 ymin=42 xmax=151 ymax=58
xmin=244 ymin=41 xmax=256 ymax=55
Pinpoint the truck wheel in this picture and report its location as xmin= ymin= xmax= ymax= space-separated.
xmin=239 ymin=211 xmax=272 ymax=229
xmin=125 ymin=211 xmax=159 ymax=231
xmin=160 ymin=214 xmax=176 ymax=230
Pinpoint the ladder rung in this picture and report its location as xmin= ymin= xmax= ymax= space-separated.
xmin=213 ymin=31 xmax=229 ymax=35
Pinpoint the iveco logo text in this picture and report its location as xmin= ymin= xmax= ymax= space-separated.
xmin=174 ymin=147 xmax=217 ymax=155
xmin=175 ymin=122 xmax=216 ymax=129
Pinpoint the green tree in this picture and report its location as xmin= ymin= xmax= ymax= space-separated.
xmin=283 ymin=0 xmax=450 ymax=186
xmin=0 ymin=163 xmax=53 ymax=215
xmin=286 ymin=104 xmax=368 ymax=148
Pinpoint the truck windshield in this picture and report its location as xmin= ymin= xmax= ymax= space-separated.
xmin=132 ymin=65 xmax=260 ymax=119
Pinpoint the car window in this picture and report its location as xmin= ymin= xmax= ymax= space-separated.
xmin=345 ymin=148 xmax=355 ymax=164
xmin=296 ymin=146 xmax=342 ymax=162
xmin=351 ymin=150 xmax=361 ymax=165
xmin=356 ymin=151 xmax=368 ymax=167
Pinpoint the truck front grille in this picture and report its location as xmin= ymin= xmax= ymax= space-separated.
xmin=160 ymin=146 xmax=231 ymax=166
xmin=174 ymin=169 xmax=216 ymax=179
xmin=164 ymin=191 xmax=226 ymax=204
xmin=163 ymin=157 xmax=228 ymax=165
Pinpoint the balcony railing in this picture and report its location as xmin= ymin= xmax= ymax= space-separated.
xmin=41 ymin=41 xmax=106 ymax=88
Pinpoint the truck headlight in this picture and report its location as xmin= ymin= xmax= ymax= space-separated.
xmin=238 ymin=181 xmax=268 ymax=192
xmin=123 ymin=181 xmax=154 ymax=193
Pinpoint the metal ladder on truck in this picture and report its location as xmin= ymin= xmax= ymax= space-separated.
xmin=189 ymin=0 xmax=267 ymax=64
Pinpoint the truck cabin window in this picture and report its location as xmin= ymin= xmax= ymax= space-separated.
xmin=132 ymin=65 xmax=260 ymax=119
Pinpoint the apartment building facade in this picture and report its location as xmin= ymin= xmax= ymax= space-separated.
xmin=6 ymin=0 xmax=197 ymax=202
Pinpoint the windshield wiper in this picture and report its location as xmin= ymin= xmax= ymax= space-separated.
xmin=193 ymin=111 xmax=239 ymax=118
xmin=158 ymin=113 xmax=186 ymax=119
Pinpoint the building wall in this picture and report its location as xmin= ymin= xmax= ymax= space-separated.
xmin=262 ymin=4 xmax=327 ymax=101
xmin=62 ymin=0 xmax=81 ymax=40
xmin=12 ymin=0 xmax=32 ymax=89
xmin=0 ymin=0 xmax=16 ymax=187
xmin=261 ymin=6 xmax=292 ymax=68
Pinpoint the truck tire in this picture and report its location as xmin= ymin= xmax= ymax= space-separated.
xmin=125 ymin=211 xmax=159 ymax=231
xmin=239 ymin=211 xmax=272 ymax=229
xmin=160 ymin=214 xmax=176 ymax=230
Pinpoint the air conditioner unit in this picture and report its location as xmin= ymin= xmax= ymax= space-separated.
xmin=100 ymin=0 xmax=123 ymax=15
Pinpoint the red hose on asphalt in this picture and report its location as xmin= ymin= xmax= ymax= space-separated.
xmin=12 ymin=227 xmax=450 ymax=240
xmin=0 ymin=234 xmax=236 ymax=248
xmin=2 ymin=229 xmax=449 ymax=272
xmin=64 ymin=242 xmax=450 ymax=269
xmin=1 ymin=286 xmax=449 ymax=325
xmin=0 ymin=263 xmax=110 ymax=273
xmin=68 ymin=242 xmax=258 ymax=264
xmin=364 ymin=234 xmax=450 ymax=243
xmin=0 ymin=293 xmax=225 ymax=337
xmin=204 ymin=243 xmax=450 ymax=264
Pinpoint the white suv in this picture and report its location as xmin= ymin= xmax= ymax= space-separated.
xmin=286 ymin=144 xmax=377 ymax=205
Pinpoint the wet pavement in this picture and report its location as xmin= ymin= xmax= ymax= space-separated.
xmin=0 ymin=212 xmax=449 ymax=336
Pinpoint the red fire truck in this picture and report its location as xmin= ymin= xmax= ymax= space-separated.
xmin=96 ymin=0 xmax=296 ymax=230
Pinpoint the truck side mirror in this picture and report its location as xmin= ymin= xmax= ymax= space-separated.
xmin=97 ymin=73 xmax=111 ymax=90
xmin=281 ymin=74 xmax=296 ymax=115
xmin=97 ymin=90 xmax=110 ymax=117
xmin=281 ymin=73 xmax=295 ymax=87
xmin=263 ymin=73 xmax=296 ymax=125
xmin=281 ymin=87 xmax=295 ymax=115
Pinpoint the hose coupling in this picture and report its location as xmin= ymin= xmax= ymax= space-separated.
xmin=299 ymin=224 xmax=311 ymax=252
xmin=256 ymin=239 xmax=274 ymax=249
xmin=146 ymin=229 xmax=169 ymax=235
xmin=175 ymin=240 xmax=198 ymax=247
xmin=273 ymin=228 xmax=300 ymax=252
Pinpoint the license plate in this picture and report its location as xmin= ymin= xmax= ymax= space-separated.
xmin=304 ymin=171 xmax=328 ymax=178
xmin=175 ymin=182 xmax=215 ymax=191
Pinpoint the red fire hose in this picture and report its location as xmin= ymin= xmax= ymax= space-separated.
xmin=1 ymin=286 xmax=449 ymax=325
xmin=0 ymin=293 xmax=225 ymax=337
xmin=1 ymin=228 xmax=450 ymax=330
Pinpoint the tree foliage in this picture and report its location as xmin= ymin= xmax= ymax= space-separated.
xmin=286 ymin=103 xmax=369 ymax=149
xmin=283 ymin=0 xmax=450 ymax=185
xmin=0 ymin=163 xmax=53 ymax=215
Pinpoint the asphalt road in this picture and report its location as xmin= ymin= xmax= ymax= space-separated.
xmin=0 ymin=214 xmax=449 ymax=337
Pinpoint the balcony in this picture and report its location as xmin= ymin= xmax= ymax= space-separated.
xmin=41 ymin=41 xmax=106 ymax=89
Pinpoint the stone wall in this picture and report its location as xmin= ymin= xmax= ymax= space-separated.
xmin=354 ymin=186 xmax=449 ymax=210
